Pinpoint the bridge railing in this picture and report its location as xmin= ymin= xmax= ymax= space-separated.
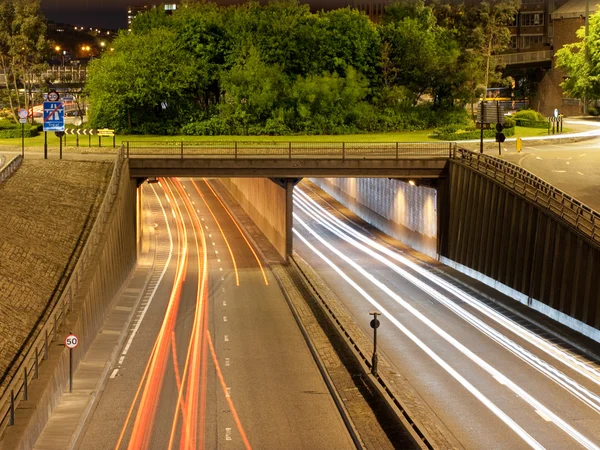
xmin=123 ymin=141 xmax=455 ymax=159
xmin=452 ymin=147 xmax=600 ymax=245
xmin=0 ymin=156 xmax=23 ymax=184
xmin=0 ymin=148 xmax=125 ymax=439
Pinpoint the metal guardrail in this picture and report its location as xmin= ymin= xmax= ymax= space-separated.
xmin=0 ymin=156 xmax=23 ymax=184
xmin=494 ymin=50 xmax=553 ymax=66
xmin=0 ymin=148 xmax=125 ymax=438
xmin=123 ymin=141 xmax=455 ymax=159
xmin=452 ymin=147 xmax=600 ymax=245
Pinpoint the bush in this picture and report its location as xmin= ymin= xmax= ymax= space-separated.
xmin=513 ymin=109 xmax=545 ymax=122
xmin=181 ymin=117 xmax=232 ymax=136
xmin=0 ymin=121 xmax=41 ymax=138
xmin=504 ymin=116 xmax=516 ymax=128
xmin=588 ymin=107 xmax=599 ymax=116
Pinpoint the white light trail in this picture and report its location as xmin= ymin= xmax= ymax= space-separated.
xmin=293 ymin=211 xmax=599 ymax=450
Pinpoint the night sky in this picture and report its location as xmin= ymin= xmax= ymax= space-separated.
xmin=41 ymin=0 xmax=165 ymax=30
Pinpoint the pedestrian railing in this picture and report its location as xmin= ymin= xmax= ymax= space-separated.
xmin=0 ymin=148 xmax=125 ymax=439
xmin=0 ymin=156 xmax=23 ymax=185
xmin=123 ymin=141 xmax=456 ymax=159
xmin=451 ymin=147 xmax=600 ymax=245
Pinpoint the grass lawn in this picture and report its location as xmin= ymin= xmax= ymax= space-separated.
xmin=0 ymin=125 xmax=568 ymax=149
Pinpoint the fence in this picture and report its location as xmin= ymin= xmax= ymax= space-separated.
xmin=451 ymin=147 xmax=600 ymax=246
xmin=0 ymin=148 xmax=125 ymax=438
xmin=123 ymin=141 xmax=455 ymax=159
xmin=0 ymin=156 xmax=23 ymax=184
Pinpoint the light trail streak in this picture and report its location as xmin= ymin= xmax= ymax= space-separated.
xmin=165 ymin=178 xmax=209 ymax=450
xmin=127 ymin=180 xmax=189 ymax=450
xmin=294 ymin=212 xmax=600 ymax=449
xmin=292 ymin=223 xmax=545 ymax=450
xmin=294 ymin=191 xmax=600 ymax=413
xmin=202 ymin=179 xmax=269 ymax=286
xmin=189 ymin=179 xmax=240 ymax=286
xmin=294 ymin=187 xmax=600 ymax=387
xmin=114 ymin=181 xmax=175 ymax=450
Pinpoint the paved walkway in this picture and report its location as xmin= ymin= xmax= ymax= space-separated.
xmin=33 ymin=209 xmax=155 ymax=450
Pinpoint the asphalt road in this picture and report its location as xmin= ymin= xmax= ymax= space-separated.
xmin=78 ymin=179 xmax=354 ymax=450
xmin=293 ymin=181 xmax=600 ymax=450
xmin=502 ymin=135 xmax=600 ymax=211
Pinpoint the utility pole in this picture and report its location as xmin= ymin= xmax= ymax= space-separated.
xmin=584 ymin=0 xmax=590 ymax=115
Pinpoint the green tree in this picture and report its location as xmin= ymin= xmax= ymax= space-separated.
xmin=86 ymin=28 xmax=197 ymax=133
xmin=556 ymin=10 xmax=600 ymax=102
xmin=219 ymin=47 xmax=288 ymax=132
xmin=381 ymin=1 xmax=460 ymax=105
xmin=0 ymin=0 xmax=48 ymax=122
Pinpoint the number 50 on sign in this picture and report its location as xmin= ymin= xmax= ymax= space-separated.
xmin=65 ymin=334 xmax=79 ymax=349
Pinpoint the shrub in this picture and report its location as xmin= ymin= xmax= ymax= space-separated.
xmin=588 ymin=107 xmax=599 ymax=116
xmin=513 ymin=109 xmax=545 ymax=122
xmin=181 ymin=117 xmax=231 ymax=136
xmin=504 ymin=116 xmax=516 ymax=128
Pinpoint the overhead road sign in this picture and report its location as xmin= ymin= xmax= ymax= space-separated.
xmin=43 ymin=101 xmax=65 ymax=132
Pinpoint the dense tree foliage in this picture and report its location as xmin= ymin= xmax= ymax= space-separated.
xmin=556 ymin=10 xmax=600 ymax=103
xmin=85 ymin=0 xmax=518 ymax=135
xmin=0 ymin=0 xmax=48 ymax=123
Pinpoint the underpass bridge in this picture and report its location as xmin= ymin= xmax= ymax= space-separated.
xmin=123 ymin=140 xmax=600 ymax=339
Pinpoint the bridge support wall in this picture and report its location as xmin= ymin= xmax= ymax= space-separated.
xmin=309 ymin=178 xmax=438 ymax=258
xmin=219 ymin=178 xmax=289 ymax=261
xmin=438 ymin=162 xmax=600 ymax=340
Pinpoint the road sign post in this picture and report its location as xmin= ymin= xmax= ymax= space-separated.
xmin=65 ymin=333 xmax=78 ymax=393
xmin=369 ymin=311 xmax=381 ymax=377
xmin=18 ymin=108 xmax=27 ymax=157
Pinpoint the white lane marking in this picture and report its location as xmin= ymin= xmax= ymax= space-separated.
xmin=223 ymin=300 xmax=227 ymax=306
xmin=536 ymin=410 xmax=553 ymax=422
xmin=217 ymin=259 xmax=221 ymax=262
xmin=577 ymin=172 xmax=585 ymax=176
xmin=120 ymin=185 xmax=174 ymax=360
xmin=215 ymin=250 xmax=219 ymax=254
xmin=220 ymin=268 xmax=223 ymax=271
xmin=224 ymin=335 xmax=229 ymax=342
xmin=226 ymin=428 xmax=232 ymax=441
xmin=536 ymin=156 xmax=543 ymax=160
xmin=225 ymin=358 xmax=230 ymax=367
xmin=552 ymin=170 xmax=567 ymax=173
xmin=119 ymin=356 xmax=125 ymax=365
xmin=226 ymin=387 xmax=231 ymax=398
xmin=221 ymin=276 xmax=225 ymax=281
xmin=110 ymin=368 xmax=119 ymax=378
xmin=223 ymin=316 xmax=227 ymax=322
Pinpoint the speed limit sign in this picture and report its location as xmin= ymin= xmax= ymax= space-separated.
xmin=65 ymin=334 xmax=79 ymax=349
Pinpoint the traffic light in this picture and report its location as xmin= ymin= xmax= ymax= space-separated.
xmin=495 ymin=123 xmax=505 ymax=143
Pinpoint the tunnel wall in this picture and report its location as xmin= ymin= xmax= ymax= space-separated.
xmin=219 ymin=178 xmax=287 ymax=260
xmin=309 ymin=178 xmax=438 ymax=258
xmin=439 ymin=162 xmax=600 ymax=340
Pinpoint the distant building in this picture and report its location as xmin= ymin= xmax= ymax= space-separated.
xmin=127 ymin=3 xmax=179 ymax=30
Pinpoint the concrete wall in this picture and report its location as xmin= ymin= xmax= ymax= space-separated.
xmin=438 ymin=162 xmax=600 ymax=341
xmin=533 ymin=16 xmax=585 ymax=116
xmin=309 ymin=178 xmax=438 ymax=258
xmin=0 ymin=159 xmax=137 ymax=450
xmin=219 ymin=178 xmax=288 ymax=260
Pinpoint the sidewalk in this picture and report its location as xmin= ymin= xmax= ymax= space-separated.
xmin=32 ymin=218 xmax=156 ymax=450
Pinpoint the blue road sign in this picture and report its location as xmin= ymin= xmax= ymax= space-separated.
xmin=43 ymin=101 xmax=65 ymax=132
